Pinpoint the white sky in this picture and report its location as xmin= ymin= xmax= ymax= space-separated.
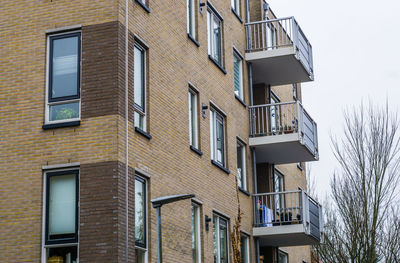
xmin=266 ymin=0 xmax=400 ymax=198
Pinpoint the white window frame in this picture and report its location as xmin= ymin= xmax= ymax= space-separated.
xmin=236 ymin=139 xmax=246 ymax=190
xmin=213 ymin=214 xmax=229 ymax=263
xmin=41 ymin=168 xmax=80 ymax=263
xmin=210 ymin=107 xmax=226 ymax=167
xmin=240 ymin=234 xmax=250 ymax=263
xmin=187 ymin=0 xmax=196 ymax=37
xmin=278 ymin=249 xmax=288 ymax=263
xmin=135 ymin=175 xmax=149 ymax=263
xmin=134 ymin=43 xmax=147 ymax=132
xmin=207 ymin=5 xmax=223 ymax=66
xmin=233 ymin=50 xmax=243 ymax=100
xmin=231 ymin=0 xmax=240 ymax=15
xmin=45 ymin=31 xmax=81 ymax=125
xmin=188 ymin=88 xmax=199 ymax=148
xmin=192 ymin=203 xmax=202 ymax=263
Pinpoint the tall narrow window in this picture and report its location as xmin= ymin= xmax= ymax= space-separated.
xmin=240 ymin=234 xmax=249 ymax=263
xmin=44 ymin=169 xmax=79 ymax=262
xmin=134 ymin=43 xmax=147 ymax=132
xmin=187 ymin=0 xmax=196 ymax=38
xmin=231 ymin=0 xmax=240 ymax=15
xmin=213 ymin=215 xmax=229 ymax=263
xmin=210 ymin=108 xmax=226 ymax=167
xmin=189 ymin=89 xmax=198 ymax=148
xmin=278 ymin=250 xmax=288 ymax=263
xmin=207 ymin=6 xmax=223 ymax=66
xmin=236 ymin=140 xmax=246 ymax=190
xmin=135 ymin=176 xmax=148 ymax=262
xmin=233 ymin=51 xmax=243 ymax=100
xmin=46 ymin=32 xmax=81 ymax=123
xmin=292 ymin=83 xmax=297 ymax=100
xmin=274 ymin=169 xmax=284 ymax=214
xmin=192 ymin=203 xmax=201 ymax=263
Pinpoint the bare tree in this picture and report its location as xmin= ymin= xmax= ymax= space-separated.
xmin=313 ymin=103 xmax=400 ymax=263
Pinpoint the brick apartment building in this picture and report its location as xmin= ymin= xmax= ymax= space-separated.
xmin=0 ymin=0 xmax=323 ymax=262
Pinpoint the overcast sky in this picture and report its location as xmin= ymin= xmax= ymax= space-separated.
xmin=266 ymin=0 xmax=400 ymax=198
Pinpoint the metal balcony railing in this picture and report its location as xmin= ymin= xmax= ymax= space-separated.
xmin=253 ymin=190 xmax=323 ymax=241
xmin=245 ymin=17 xmax=313 ymax=78
xmin=249 ymin=101 xmax=318 ymax=157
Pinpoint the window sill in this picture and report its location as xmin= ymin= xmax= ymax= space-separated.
xmin=211 ymin=160 xmax=230 ymax=174
xmin=190 ymin=145 xmax=203 ymax=156
xmin=235 ymin=95 xmax=247 ymax=108
xmin=135 ymin=127 xmax=152 ymax=140
xmin=231 ymin=8 xmax=243 ymax=24
xmin=208 ymin=55 xmax=227 ymax=74
xmin=238 ymin=187 xmax=250 ymax=196
xmin=42 ymin=120 xmax=80 ymax=130
xmin=135 ymin=0 xmax=150 ymax=13
xmin=187 ymin=33 xmax=200 ymax=47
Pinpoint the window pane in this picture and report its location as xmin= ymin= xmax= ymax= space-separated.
xmin=210 ymin=110 xmax=215 ymax=160
xmin=48 ymin=246 xmax=77 ymax=263
xmin=213 ymin=216 xmax=218 ymax=263
xmin=237 ymin=142 xmax=243 ymax=189
xmin=192 ymin=205 xmax=200 ymax=263
xmin=278 ymin=251 xmax=288 ymax=263
xmin=134 ymin=45 xmax=145 ymax=109
xmin=219 ymin=218 xmax=228 ymax=263
xmin=216 ymin=114 xmax=224 ymax=165
xmin=187 ymin=0 xmax=195 ymax=36
xmin=135 ymin=178 xmax=146 ymax=246
xmin=189 ymin=92 xmax=197 ymax=147
xmin=136 ymin=249 xmax=146 ymax=263
xmin=51 ymin=35 xmax=79 ymax=99
xmin=212 ymin=16 xmax=222 ymax=64
xmin=134 ymin=111 xmax=146 ymax=131
xmin=49 ymin=101 xmax=79 ymax=121
xmin=233 ymin=54 xmax=242 ymax=98
xmin=240 ymin=236 xmax=248 ymax=263
xmin=49 ymin=174 xmax=76 ymax=237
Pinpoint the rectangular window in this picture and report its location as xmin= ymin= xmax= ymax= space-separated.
xmin=233 ymin=51 xmax=243 ymax=99
xmin=236 ymin=140 xmax=246 ymax=190
xmin=292 ymin=83 xmax=297 ymax=100
xmin=46 ymin=32 xmax=81 ymax=123
xmin=187 ymin=0 xmax=196 ymax=38
xmin=210 ymin=108 xmax=226 ymax=167
xmin=213 ymin=215 xmax=228 ymax=263
xmin=274 ymin=169 xmax=284 ymax=213
xmin=207 ymin=6 xmax=223 ymax=66
xmin=231 ymin=0 xmax=240 ymax=15
xmin=189 ymin=89 xmax=199 ymax=148
xmin=134 ymin=43 xmax=147 ymax=132
xmin=135 ymin=176 xmax=148 ymax=263
xmin=44 ymin=169 xmax=79 ymax=263
xmin=192 ymin=203 xmax=201 ymax=263
xmin=278 ymin=250 xmax=288 ymax=263
xmin=240 ymin=234 xmax=249 ymax=263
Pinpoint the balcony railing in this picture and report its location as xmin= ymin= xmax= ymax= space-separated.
xmin=253 ymin=190 xmax=323 ymax=242
xmin=245 ymin=17 xmax=314 ymax=81
xmin=249 ymin=101 xmax=318 ymax=157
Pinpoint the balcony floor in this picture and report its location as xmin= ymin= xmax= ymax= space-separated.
xmin=249 ymin=132 xmax=318 ymax=164
xmin=245 ymin=46 xmax=313 ymax=86
xmin=253 ymin=224 xmax=320 ymax=247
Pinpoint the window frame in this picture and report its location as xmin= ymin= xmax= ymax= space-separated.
xmin=207 ymin=4 xmax=223 ymax=66
xmin=277 ymin=249 xmax=288 ymax=263
xmin=210 ymin=106 xmax=226 ymax=167
xmin=189 ymin=87 xmax=199 ymax=149
xmin=187 ymin=0 xmax=196 ymax=39
xmin=213 ymin=214 xmax=229 ymax=263
xmin=191 ymin=202 xmax=202 ymax=263
xmin=236 ymin=139 xmax=246 ymax=190
xmin=134 ymin=42 xmax=148 ymax=132
xmin=231 ymin=0 xmax=240 ymax=16
xmin=240 ymin=233 xmax=250 ymax=263
xmin=233 ymin=49 xmax=243 ymax=100
xmin=135 ymin=175 xmax=148 ymax=249
xmin=45 ymin=31 xmax=81 ymax=125
xmin=44 ymin=169 xmax=79 ymax=246
xmin=292 ymin=83 xmax=298 ymax=100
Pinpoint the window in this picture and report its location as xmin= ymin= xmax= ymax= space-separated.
xmin=210 ymin=107 xmax=226 ymax=167
xmin=207 ymin=6 xmax=223 ymax=66
xmin=213 ymin=215 xmax=228 ymax=263
xmin=231 ymin=0 xmax=240 ymax=15
xmin=46 ymin=32 xmax=81 ymax=124
xmin=192 ymin=203 xmax=201 ymax=263
xmin=189 ymin=89 xmax=199 ymax=148
xmin=236 ymin=140 xmax=246 ymax=190
xmin=240 ymin=234 xmax=250 ymax=263
xmin=187 ymin=0 xmax=196 ymax=38
xmin=44 ymin=169 xmax=79 ymax=263
xmin=274 ymin=169 xmax=284 ymax=212
xmin=269 ymin=92 xmax=280 ymax=134
xmin=135 ymin=176 xmax=148 ymax=262
xmin=134 ymin=43 xmax=147 ymax=132
xmin=278 ymin=250 xmax=288 ymax=263
xmin=233 ymin=51 xmax=243 ymax=100
xmin=292 ymin=84 xmax=297 ymax=100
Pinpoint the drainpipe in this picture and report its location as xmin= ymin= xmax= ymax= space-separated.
xmin=124 ymin=0 xmax=130 ymax=261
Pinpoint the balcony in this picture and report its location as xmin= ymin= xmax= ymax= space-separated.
xmin=249 ymin=101 xmax=318 ymax=164
xmin=245 ymin=17 xmax=314 ymax=85
xmin=253 ymin=190 xmax=323 ymax=247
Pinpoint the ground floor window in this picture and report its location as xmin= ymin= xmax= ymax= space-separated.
xmin=213 ymin=214 xmax=229 ymax=263
xmin=46 ymin=246 xmax=77 ymax=263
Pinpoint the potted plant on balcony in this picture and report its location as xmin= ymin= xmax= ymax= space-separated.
xmin=283 ymin=125 xmax=294 ymax=134
xmin=281 ymin=212 xmax=292 ymax=225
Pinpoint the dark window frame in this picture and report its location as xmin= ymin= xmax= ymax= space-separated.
xmin=48 ymin=32 xmax=81 ymax=103
xmin=45 ymin=169 xmax=79 ymax=245
xmin=135 ymin=175 xmax=147 ymax=249
xmin=134 ymin=43 xmax=146 ymax=113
